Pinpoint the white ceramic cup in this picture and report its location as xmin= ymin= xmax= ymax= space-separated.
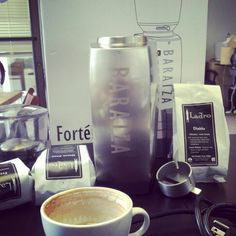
xmin=40 ymin=187 xmax=150 ymax=236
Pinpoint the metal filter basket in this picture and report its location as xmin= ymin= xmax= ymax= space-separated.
xmin=0 ymin=104 xmax=49 ymax=167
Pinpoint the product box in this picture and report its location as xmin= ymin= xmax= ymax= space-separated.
xmin=228 ymin=35 xmax=236 ymax=48
xmin=219 ymin=35 xmax=236 ymax=65
xmin=220 ymin=47 xmax=234 ymax=65
xmin=39 ymin=0 xmax=208 ymax=146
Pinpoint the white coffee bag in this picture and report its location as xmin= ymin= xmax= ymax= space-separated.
xmin=31 ymin=144 xmax=96 ymax=205
xmin=0 ymin=158 xmax=33 ymax=210
xmin=173 ymin=84 xmax=230 ymax=182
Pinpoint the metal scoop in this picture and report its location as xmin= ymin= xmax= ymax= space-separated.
xmin=156 ymin=161 xmax=201 ymax=197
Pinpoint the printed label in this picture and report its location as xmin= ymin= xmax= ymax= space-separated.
xmin=182 ymin=102 xmax=218 ymax=166
xmin=46 ymin=144 xmax=82 ymax=180
xmin=109 ymin=67 xmax=131 ymax=154
xmin=157 ymin=37 xmax=182 ymax=110
xmin=0 ymin=163 xmax=21 ymax=202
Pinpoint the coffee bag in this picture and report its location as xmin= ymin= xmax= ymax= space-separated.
xmin=173 ymin=84 xmax=230 ymax=182
xmin=0 ymin=158 xmax=33 ymax=210
xmin=32 ymin=144 xmax=96 ymax=205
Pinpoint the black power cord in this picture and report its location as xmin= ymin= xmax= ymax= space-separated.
xmin=195 ymin=195 xmax=236 ymax=236
xmin=132 ymin=195 xmax=236 ymax=235
xmin=194 ymin=196 xmax=213 ymax=236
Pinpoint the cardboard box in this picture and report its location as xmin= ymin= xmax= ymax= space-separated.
xmin=39 ymin=0 xmax=208 ymax=146
xmin=220 ymin=47 xmax=234 ymax=65
xmin=228 ymin=35 xmax=236 ymax=48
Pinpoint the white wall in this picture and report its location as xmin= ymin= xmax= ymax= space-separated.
xmin=206 ymin=0 xmax=236 ymax=61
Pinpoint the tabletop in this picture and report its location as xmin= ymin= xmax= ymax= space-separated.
xmin=0 ymin=135 xmax=235 ymax=236
xmin=0 ymin=91 xmax=22 ymax=105
xmin=0 ymin=182 xmax=234 ymax=236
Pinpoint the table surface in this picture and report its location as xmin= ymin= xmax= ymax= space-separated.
xmin=0 ymin=182 xmax=235 ymax=236
xmin=0 ymin=91 xmax=22 ymax=105
xmin=0 ymin=135 xmax=235 ymax=236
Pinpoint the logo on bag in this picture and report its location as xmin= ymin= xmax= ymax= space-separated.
xmin=182 ymin=102 xmax=218 ymax=166
xmin=46 ymin=145 xmax=82 ymax=180
xmin=185 ymin=108 xmax=212 ymax=123
xmin=0 ymin=163 xmax=21 ymax=201
xmin=109 ymin=67 xmax=131 ymax=154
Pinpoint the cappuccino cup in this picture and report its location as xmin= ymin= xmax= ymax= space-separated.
xmin=40 ymin=187 xmax=150 ymax=236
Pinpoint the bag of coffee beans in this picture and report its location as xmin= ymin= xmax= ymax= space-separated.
xmin=0 ymin=158 xmax=33 ymax=210
xmin=31 ymin=144 xmax=96 ymax=205
xmin=173 ymin=83 xmax=230 ymax=182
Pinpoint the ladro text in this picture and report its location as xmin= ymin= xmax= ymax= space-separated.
xmin=0 ymin=182 xmax=11 ymax=190
xmin=185 ymin=109 xmax=212 ymax=123
xmin=48 ymin=160 xmax=75 ymax=170
xmin=189 ymin=112 xmax=212 ymax=119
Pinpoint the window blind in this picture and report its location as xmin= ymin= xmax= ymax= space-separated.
xmin=0 ymin=0 xmax=32 ymax=54
xmin=0 ymin=0 xmax=31 ymax=37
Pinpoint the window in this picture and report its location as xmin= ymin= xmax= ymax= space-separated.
xmin=0 ymin=0 xmax=46 ymax=107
